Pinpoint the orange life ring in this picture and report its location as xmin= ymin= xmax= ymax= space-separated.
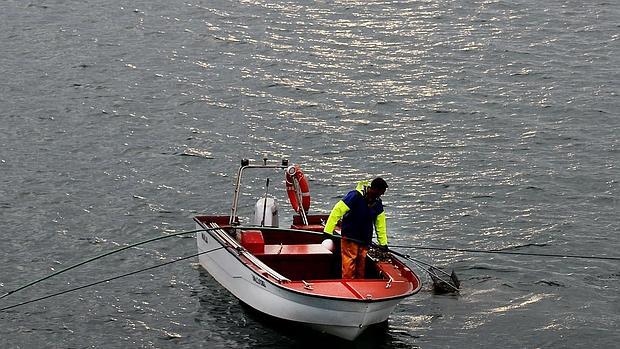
xmin=285 ymin=165 xmax=310 ymax=213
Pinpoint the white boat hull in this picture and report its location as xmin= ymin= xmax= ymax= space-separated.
xmin=196 ymin=228 xmax=403 ymax=340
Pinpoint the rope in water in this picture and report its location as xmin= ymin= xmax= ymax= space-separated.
xmin=0 ymin=246 xmax=224 ymax=312
xmin=387 ymin=248 xmax=460 ymax=292
xmin=389 ymin=244 xmax=620 ymax=261
xmin=0 ymin=227 xmax=226 ymax=300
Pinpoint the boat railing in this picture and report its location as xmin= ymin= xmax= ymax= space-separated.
xmin=229 ymin=158 xmax=289 ymax=225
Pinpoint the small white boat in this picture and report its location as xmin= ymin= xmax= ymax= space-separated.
xmin=194 ymin=158 xmax=421 ymax=340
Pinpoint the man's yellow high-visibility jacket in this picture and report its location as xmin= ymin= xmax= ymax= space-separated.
xmin=323 ymin=181 xmax=387 ymax=246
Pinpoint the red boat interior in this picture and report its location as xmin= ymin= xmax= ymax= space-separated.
xmin=196 ymin=214 xmax=420 ymax=299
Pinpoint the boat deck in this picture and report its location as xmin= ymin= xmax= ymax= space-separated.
xmin=282 ymin=262 xmax=416 ymax=300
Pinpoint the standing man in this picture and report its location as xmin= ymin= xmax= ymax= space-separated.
xmin=323 ymin=177 xmax=389 ymax=279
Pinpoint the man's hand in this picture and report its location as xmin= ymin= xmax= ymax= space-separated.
xmin=377 ymin=244 xmax=390 ymax=260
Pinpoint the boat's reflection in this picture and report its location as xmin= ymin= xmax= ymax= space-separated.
xmin=196 ymin=270 xmax=418 ymax=349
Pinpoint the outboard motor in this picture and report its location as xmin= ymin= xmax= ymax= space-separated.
xmin=254 ymin=198 xmax=279 ymax=227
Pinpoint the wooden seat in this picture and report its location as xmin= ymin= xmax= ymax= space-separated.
xmin=261 ymin=244 xmax=332 ymax=256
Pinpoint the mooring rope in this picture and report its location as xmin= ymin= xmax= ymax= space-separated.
xmin=388 ymin=244 xmax=620 ymax=261
xmin=0 ymin=246 xmax=224 ymax=312
xmin=386 ymin=248 xmax=460 ymax=292
xmin=0 ymin=227 xmax=229 ymax=300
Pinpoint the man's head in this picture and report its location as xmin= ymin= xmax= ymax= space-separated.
xmin=367 ymin=177 xmax=388 ymax=200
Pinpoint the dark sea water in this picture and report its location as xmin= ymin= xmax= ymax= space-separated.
xmin=1 ymin=0 xmax=618 ymax=347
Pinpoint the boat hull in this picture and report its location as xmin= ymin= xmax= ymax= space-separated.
xmin=196 ymin=227 xmax=407 ymax=340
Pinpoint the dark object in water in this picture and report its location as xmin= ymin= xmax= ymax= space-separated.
xmin=428 ymin=267 xmax=460 ymax=294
